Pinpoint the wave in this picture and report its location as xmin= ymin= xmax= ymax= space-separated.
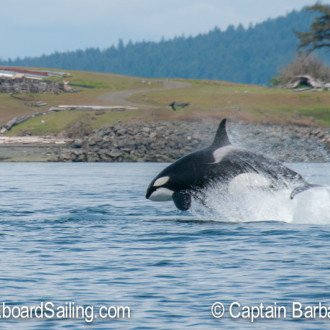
xmin=190 ymin=185 xmax=330 ymax=225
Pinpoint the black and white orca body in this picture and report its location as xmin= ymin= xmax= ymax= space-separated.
xmin=146 ymin=119 xmax=316 ymax=211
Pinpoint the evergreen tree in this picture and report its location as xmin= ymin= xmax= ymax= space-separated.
xmin=1 ymin=8 xmax=328 ymax=85
xmin=295 ymin=4 xmax=330 ymax=53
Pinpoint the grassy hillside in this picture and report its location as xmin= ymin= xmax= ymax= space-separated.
xmin=128 ymin=79 xmax=330 ymax=125
xmin=1 ymin=68 xmax=329 ymax=138
xmin=0 ymin=69 xmax=158 ymax=123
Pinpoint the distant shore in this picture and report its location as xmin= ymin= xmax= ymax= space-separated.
xmin=0 ymin=119 xmax=329 ymax=163
xmin=0 ymin=143 xmax=61 ymax=162
xmin=56 ymin=120 xmax=329 ymax=163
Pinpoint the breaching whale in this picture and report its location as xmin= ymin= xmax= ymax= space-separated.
xmin=146 ymin=119 xmax=318 ymax=211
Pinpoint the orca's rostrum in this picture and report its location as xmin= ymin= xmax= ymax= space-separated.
xmin=146 ymin=119 xmax=318 ymax=211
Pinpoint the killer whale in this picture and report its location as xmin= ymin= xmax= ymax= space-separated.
xmin=145 ymin=119 xmax=318 ymax=211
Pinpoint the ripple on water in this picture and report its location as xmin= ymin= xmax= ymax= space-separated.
xmin=0 ymin=162 xmax=329 ymax=329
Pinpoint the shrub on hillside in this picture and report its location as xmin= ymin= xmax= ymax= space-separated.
xmin=271 ymin=53 xmax=330 ymax=86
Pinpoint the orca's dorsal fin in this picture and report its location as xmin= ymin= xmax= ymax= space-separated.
xmin=211 ymin=119 xmax=231 ymax=148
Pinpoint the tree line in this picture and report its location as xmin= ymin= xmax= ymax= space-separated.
xmin=1 ymin=8 xmax=329 ymax=85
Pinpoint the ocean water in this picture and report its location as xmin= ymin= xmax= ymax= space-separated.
xmin=0 ymin=162 xmax=329 ymax=329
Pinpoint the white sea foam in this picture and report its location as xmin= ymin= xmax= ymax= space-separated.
xmin=190 ymin=185 xmax=330 ymax=224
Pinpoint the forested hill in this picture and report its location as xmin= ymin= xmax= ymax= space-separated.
xmin=1 ymin=8 xmax=328 ymax=85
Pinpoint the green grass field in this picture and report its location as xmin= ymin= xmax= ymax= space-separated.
xmin=0 ymin=69 xmax=156 ymax=125
xmin=7 ymin=109 xmax=143 ymax=136
xmin=128 ymin=80 xmax=330 ymax=125
xmin=1 ymin=68 xmax=329 ymax=137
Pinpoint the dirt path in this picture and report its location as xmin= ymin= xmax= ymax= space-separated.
xmin=98 ymin=80 xmax=191 ymax=108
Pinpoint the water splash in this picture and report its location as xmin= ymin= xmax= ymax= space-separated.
xmin=190 ymin=185 xmax=330 ymax=225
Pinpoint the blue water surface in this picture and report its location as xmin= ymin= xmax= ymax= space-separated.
xmin=0 ymin=162 xmax=329 ymax=329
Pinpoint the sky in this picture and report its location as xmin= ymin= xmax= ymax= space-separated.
xmin=0 ymin=0 xmax=327 ymax=60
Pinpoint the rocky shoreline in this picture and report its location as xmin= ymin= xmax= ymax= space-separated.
xmin=58 ymin=120 xmax=330 ymax=163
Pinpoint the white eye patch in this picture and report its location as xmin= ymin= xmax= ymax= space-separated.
xmin=153 ymin=176 xmax=170 ymax=187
